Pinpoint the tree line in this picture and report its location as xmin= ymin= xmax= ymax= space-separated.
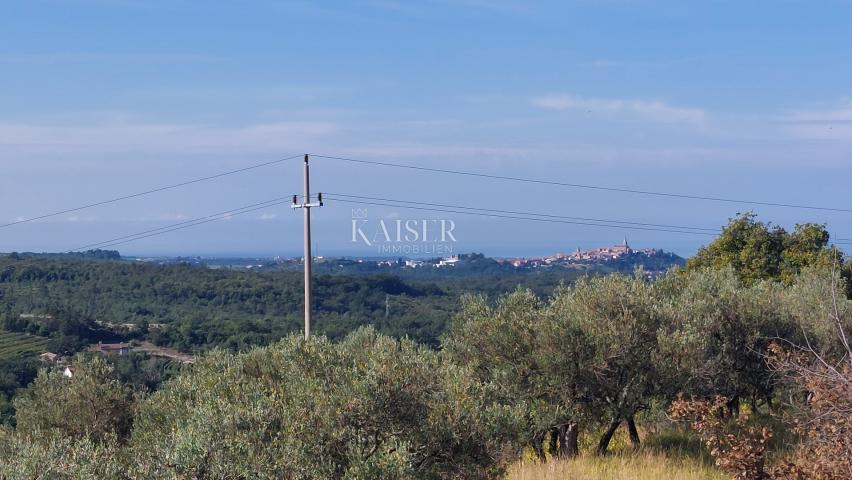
xmin=0 ymin=264 xmax=849 ymax=478
xmin=0 ymin=214 xmax=849 ymax=478
xmin=0 ymin=254 xmax=588 ymax=353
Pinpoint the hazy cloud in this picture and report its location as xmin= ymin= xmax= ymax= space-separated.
xmin=531 ymin=94 xmax=706 ymax=125
xmin=779 ymin=101 xmax=852 ymax=141
xmin=0 ymin=52 xmax=225 ymax=65
xmin=67 ymin=216 xmax=98 ymax=222
xmin=783 ymin=101 xmax=852 ymax=123
xmin=0 ymin=120 xmax=338 ymax=155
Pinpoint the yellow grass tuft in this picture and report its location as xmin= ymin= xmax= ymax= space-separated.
xmin=506 ymin=451 xmax=729 ymax=480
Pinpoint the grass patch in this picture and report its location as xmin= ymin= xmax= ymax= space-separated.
xmin=643 ymin=429 xmax=715 ymax=464
xmin=506 ymin=450 xmax=729 ymax=480
xmin=508 ymin=428 xmax=728 ymax=480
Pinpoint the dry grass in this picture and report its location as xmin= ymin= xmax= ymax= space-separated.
xmin=506 ymin=451 xmax=729 ymax=480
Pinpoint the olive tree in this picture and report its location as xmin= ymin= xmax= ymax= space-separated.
xmin=656 ymin=267 xmax=802 ymax=413
xmin=444 ymin=290 xmax=583 ymax=459
xmin=556 ymin=274 xmax=662 ymax=454
xmin=13 ymin=355 xmax=136 ymax=444
xmin=127 ymin=328 xmax=523 ymax=479
xmin=445 ymin=274 xmax=663 ymax=457
xmin=0 ymin=427 xmax=124 ymax=480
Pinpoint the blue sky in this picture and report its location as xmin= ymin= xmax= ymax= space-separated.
xmin=1 ymin=0 xmax=851 ymax=257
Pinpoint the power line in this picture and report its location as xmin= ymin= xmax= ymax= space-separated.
xmin=329 ymin=193 xmax=852 ymax=246
xmin=312 ymin=154 xmax=852 ymax=214
xmin=2 ymin=154 xmax=304 ymax=229
xmin=66 ymin=194 xmax=852 ymax=253
xmin=17 ymin=146 xmax=843 ymax=251
xmin=326 ymin=192 xmax=719 ymax=232
xmin=76 ymin=200 xmax=292 ymax=251
xmin=73 ymin=197 xmax=292 ymax=251
xmin=324 ymin=196 xmax=718 ymax=237
xmin=72 ymin=197 xmax=293 ymax=251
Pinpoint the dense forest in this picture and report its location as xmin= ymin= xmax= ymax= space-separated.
xmin=0 ymin=253 xmax=594 ymax=353
xmin=0 ymin=250 xmax=593 ymax=422
xmin=0 ymin=248 xmax=681 ymax=351
xmin=0 ymin=215 xmax=850 ymax=478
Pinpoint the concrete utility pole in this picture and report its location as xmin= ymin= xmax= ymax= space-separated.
xmin=292 ymin=154 xmax=322 ymax=340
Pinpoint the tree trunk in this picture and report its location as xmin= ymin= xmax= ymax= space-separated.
xmin=532 ymin=431 xmax=547 ymax=461
xmin=559 ymin=422 xmax=579 ymax=458
xmin=596 ymin=418 xmax=621 ymax=455
xmin=727 ymin=396 xmax=740 ymax=417
xmin=548 ymin=427 xmax=559 ymax=457
xmin=626 ymin=415 xmax=640 ymax=446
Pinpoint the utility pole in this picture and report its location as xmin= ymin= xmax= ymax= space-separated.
xmin=292 ymin=154 xmax=322 ymax=340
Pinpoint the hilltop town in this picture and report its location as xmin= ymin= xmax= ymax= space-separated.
xmin=502 ymin=237 xmax=661 ymax=267
xmin=264 ymin=238 xmax=686 ymax=277
xmin=2 ymin=239 xmax=684 ymax=276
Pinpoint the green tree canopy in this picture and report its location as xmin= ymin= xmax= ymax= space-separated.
xmin=686 ymin=213 xmax=841 ymax=286
xmin=444 ymin=274 xmax=663 ymax=457
xmin=13 ymin=355 xmax=136 ymax=444
xmin=127 ymin=328 xmax=523 ymax=479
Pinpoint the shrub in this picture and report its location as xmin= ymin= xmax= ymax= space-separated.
xmin=126 ymin=328 xmax=523 ymax=479
xmin=13 ymin=355 xmax=136 ymax=444
xmin=670 ymin=395 xmax=772 ymax=479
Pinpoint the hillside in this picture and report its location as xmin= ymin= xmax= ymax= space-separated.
xmin=0 ymin=252 xmax=607 ymax=352
xmin=0 ymin=331 xmax=49 ymax=361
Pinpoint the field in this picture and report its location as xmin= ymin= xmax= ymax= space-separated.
xmin=506 ymin=428 xmax=729 ymax=480
xmin=506 ymin=452 xmax=728 ymax=480
xmin=0 ymin=330 xmax=50 ymax=360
